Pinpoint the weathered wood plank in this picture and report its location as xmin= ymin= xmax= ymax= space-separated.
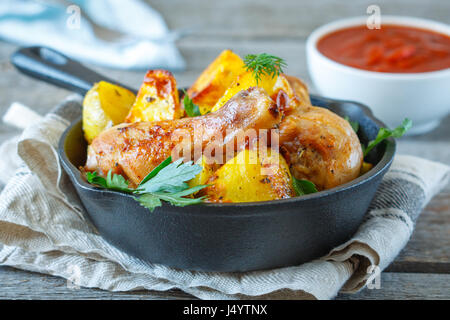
xmin=0 ymin=266 xmax=195 ymax=300
xmin=387 ymin=191 xmax=450 ymax=273
xmin=1 ymin=266 xmax=448 ymax=300
xmin=148 ymin=0 xmax=450 ymax=39
xmin=336 ymin=272 xmax=450 ymax=300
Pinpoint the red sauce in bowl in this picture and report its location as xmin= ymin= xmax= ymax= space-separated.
xmin=317 ymin=24 xmax=450 ymax=73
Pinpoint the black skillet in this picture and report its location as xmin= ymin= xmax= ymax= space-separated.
xmin=11 ymin=46 xmax=395 ymax=272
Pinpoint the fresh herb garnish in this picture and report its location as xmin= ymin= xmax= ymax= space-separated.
xmin=244 ymin=53 xmax=287 ymax=84
xmin=139 ymin=156 xmax=172 ymax=185
xmin=363 ymin=118 xmax=412 ymax=157
xmin=86 ymin=157 xmax=208 ymax=212
xmin=344 ymin=116 xmax=359 ymax=133
xmin=137 ymin=158 xmax=204 ymax=193
xmin=86 ymin=171 xmax=107 ymax=188
xmin=292 ymin=177 xmax=318 ymax=196
xmin=183 ymin=90 xmax=202 ymax=117
xmin=137 ymin=186 xmax=206 ymax=211
xmin=86 ymin=170 xmax=133 ymax=193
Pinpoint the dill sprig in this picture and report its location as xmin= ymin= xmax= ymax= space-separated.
xmin=244 ymin=53 xmax=287 ymax=84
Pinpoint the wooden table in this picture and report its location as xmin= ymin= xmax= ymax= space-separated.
xmin=0 ymin=0 xmax=449 ymax=300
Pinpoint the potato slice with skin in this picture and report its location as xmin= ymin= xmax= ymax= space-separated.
xmin=125 ymin=70 xmax=182 ymax=123
xmin=187 ymin=50 xmax=246 ymax=115
xmin=203 ymin=148 xmax=295 ymax=203
xmin=83 ymin=81 xmax=136 ymax=144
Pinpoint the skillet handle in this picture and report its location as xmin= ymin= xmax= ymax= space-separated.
xmin=11 ymin=46 xmax=136 ymax=95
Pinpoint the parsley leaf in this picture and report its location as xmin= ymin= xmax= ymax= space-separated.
xmin=244 ymin=53 xmax=287 ymax=84
xmin=139 ymin=156 xmax=172 ymax=185
xmin=106 ymin=170 xmax=133 ymax=192
xmin=363 ymin=118 xmax=412 ymax=157
xmin=86 ymin=171 xmax=107 ymax=188
xmin=136 ymin=158 xmax=203 ymax=194
xmin=85 ymin=157 xmax=209 ymax=212
xmin=135 ymin=169 xmax=208 ymax=211
xmin=137 ymin=186 xmax=207 ymax=212
xmin=183 ymin=90 xmax=202 ymax=117
xmin=292 ymin=177 xmax=318 ymax=196
xmin=86 ymin=170 xmax=133 ymax=193
xmin=135 ymin=194 xmax=162 ymax=212
xmin=344 ymin=116 xmax=359 ymax=133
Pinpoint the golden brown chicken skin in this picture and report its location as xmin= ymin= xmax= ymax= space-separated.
xmin=279 ymin=104 xmax=363 ymax=191
xmin=85 ymin=87 xmax=280 ymax=186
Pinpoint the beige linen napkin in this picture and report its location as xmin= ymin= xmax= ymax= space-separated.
xmin=0 ymin=96 xmax=449 ymax=300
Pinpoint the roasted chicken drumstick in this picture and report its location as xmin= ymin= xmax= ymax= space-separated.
xmin=85 ymin=87 xmax=280 ymax=186
xmin=279 ymin=105 xmax=363 ymax=190
xmin=279 ymin=77 xmax=363 ymax=190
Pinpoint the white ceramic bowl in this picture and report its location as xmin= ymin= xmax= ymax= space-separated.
xmin=306 ymin=16 xmax=450 ymax=135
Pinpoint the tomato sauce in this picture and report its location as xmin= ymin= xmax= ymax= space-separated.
xmin=317 ymin=24 xmax=450 ymax=73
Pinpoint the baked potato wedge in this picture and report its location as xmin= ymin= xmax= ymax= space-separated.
xmin=187 ymin=50 xmax=246 ymax=115
xmin=203 ymin=148 xmax=296 ymax=202
xmin=188 ymin=155 xmax=218 ymax=191
xmin=125 ymin=70 xmax=182 ymax=123
xmin=83 ymin=81 xmax=136 ymax=144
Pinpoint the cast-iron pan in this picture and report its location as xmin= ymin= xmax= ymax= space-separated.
xmin=11 ymin=46 xmax=395 ymax=272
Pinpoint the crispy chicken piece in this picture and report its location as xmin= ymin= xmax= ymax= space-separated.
xmin=279 ymin=105 xmax=363 ymax=190
xmin=85 ymin=87 xmax=280 ymax=186
xmin=277 ymin=75 xmax=363 ymax=190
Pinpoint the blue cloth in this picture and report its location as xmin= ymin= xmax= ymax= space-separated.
xmin=0 ymin=0 xmax=185 ymax=70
